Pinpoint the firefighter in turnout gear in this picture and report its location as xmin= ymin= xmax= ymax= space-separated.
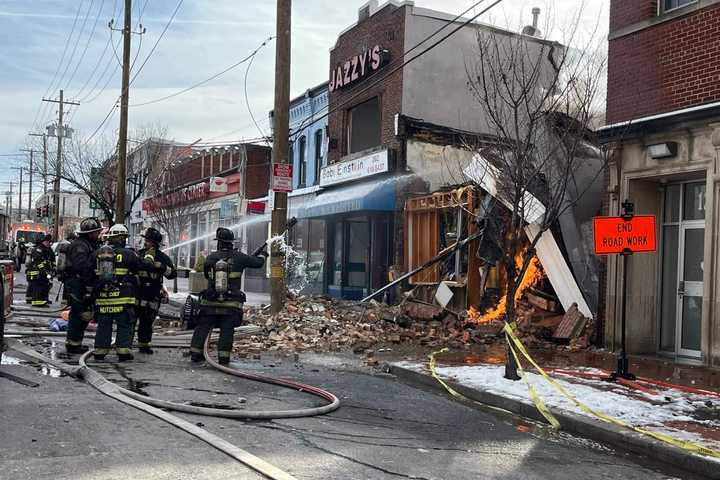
xmin=189 ymin=227 xmax=266 ymax=365
xmin=136 ymin=227 xmax=176 ymax=354
xmin=26 ymin=235 xmax=55 ymax=307
xmin=93 ymin=224 xmax=142 ymax=362
xmin=65 ymin=218 xmax=103 ymax=354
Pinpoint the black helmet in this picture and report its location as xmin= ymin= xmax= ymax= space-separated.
xmin=215 ymin=227 xmax=234 ymax=243
xmin=44 ymin=234 xmax=53 ymax=243
xmin=141 ymin=227 xmax=163 ymax=245
xmin=76 ymin=217 xmax=102 ymax=234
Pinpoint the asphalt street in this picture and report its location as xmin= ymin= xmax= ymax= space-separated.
xmin=0 ymin=274 xmax=701 ymax=479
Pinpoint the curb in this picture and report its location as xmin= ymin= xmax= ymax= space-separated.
xmin=389 ymin=364 xmax=719 ymax=479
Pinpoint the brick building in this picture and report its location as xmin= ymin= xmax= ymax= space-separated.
xmin=139 ymin=143 xmax=271 ymax=269
xmin=600 ymin=0 xmax=720 ymax=364
xmin=288 ymin=0 xmax=572 ymax=304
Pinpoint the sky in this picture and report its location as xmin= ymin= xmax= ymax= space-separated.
xmin=0 ymin=0 xmax=608 ymax=211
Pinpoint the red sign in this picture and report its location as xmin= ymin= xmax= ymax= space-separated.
xmin=593 ymin=215 xmax=657 ymax=255
xmin=272 ymin=163 xmax=293 ymax=193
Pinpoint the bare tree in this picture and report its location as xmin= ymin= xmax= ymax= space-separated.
xmin=458 ymin=14 xmax=608 ymax=379
xmin=144 ymin=147 xmax=205 ymax=293
xmin=27 ymin=125 xmax=170 ymax=225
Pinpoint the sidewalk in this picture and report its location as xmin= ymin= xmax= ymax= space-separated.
xmin=390 ymin=346 xmax=720 ymax=478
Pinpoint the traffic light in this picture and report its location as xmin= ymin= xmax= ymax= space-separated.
xmin=41 ymin=205 xmax=49 ymax=217
xmin=36 ymin=207 xmax=41 ymax=218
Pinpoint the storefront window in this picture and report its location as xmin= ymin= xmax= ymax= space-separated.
xmin=347 ymin=219 xmax=369 ymax=287
xmin=683 ymin=182 xmax=705 ymax=220
xmin=664 ymin=185 xmax=680 ymax=223
xmin=333 ymin=223 xmax=343 ymax=286
xmin=314 ymin=129 xmax=323 ymax=185
xmin=298 ymin=136 xmax=307 ymax=188
xmin=307 ymin=219 xmax=326 ymax=286
xmin=348 ymin=97 xmax=381 ymax=154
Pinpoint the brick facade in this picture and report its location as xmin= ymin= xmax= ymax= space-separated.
xmin=607 ymin=3 xmax=720 ymax=124
xmin=327 ymin=3 xmax=406 ymax=164
xmin=609 ymin=0 xmax=658 ymax=32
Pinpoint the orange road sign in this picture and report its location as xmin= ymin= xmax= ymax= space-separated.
xmin=593 ymin=215 xmax=657 ymax=255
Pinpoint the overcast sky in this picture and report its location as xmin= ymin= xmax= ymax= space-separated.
xmin=0 ymin=0 xmax=608 ymax=209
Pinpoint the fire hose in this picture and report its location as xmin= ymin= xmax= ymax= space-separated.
xmin=6 ymin=328 xmax=341 ymax=479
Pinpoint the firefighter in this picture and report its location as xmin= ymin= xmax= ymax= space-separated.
xmin=189 ymin=228 xmax=266 ymax=365
xmin=26 ymin=235 xmax=55 ymax=307
xmin=136 ymin=227 xmax=176 ymax=354
xmin=64 ymin=218 xmax=103 ymax=354
xmin=93 ymin=224 xmax=142 ymax=362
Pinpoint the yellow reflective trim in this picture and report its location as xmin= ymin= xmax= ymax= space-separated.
xmin=138 ymin=271 xmax=149 ymax=277
xmin=31 ymin=300 xmax=48 ymax=306
xmin=95 ymin=297 xmax=136 ymax=306
xmin=114 ymin=268 xmax=129 ymax=275
xmin=228 ymin=272 xmax=243 ymax=279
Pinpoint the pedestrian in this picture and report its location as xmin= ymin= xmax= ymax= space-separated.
xmin=135 ymin=227 xmax=176 ymax=354
xmin=15 ymin=238 xmax=27 ymax=272
xmin=93 ymin=224 xmax=141 ymax=362
xmin=64 ymin=218 xmax=103 ymax=354
xmin=55 ymin=227 xmax=76 ymax=304
xmin=189 ymin=228 xmax=266 ymax=365
xmin=25 ymin=234 xmax=54 ymax=307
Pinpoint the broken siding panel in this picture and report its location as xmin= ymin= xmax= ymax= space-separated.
xmin=525 ymin=223 xmax=593 ymax=318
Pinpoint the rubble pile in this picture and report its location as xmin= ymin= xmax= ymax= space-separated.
xmin=234 ymin=291 xmax=595 ymax=357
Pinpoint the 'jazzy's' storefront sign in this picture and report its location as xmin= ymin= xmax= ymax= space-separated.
xmin=329 ymin=45 xmax=389 ymax=92
xmin=320 ymin=150 xmax=389 ymax=187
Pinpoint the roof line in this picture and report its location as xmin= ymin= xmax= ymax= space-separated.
xmin=599 ymin=100 xmax=720 ymax=131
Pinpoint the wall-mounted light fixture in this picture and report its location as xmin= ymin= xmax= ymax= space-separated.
xmin=647 ymin=142 xmax=678 ymax=159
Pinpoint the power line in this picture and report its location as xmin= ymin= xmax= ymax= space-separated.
xmin=130 ymin=35 xmax=274 ymax=107
xmin=74 ymin=0 xmax=121 ymax=100
xmin=129 ymin=0 xmax=184 ymax=86
xmin=30 ymin=0 xmax=86 ymax=132
xmin=65 ymin=0 xmax=106 ymax=91
xmin=244 ymin=44 xmax=271 ymax=146
xmin=290 ymin=0 xmax=499 ymax=139
xmin=83 ymin=0 xmax=184 ymax=145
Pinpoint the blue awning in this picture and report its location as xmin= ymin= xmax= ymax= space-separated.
xmin=297 ymin=177 xmax=397 ymax=218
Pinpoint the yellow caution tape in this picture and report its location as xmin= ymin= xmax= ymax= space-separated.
xmin=429 ymin=343 xmax=559 ymax=429
xmin=428 ymin=348 xmax=470 ymax=401
xmin=506 ymin=335 xmax=560 ymax=430
xmin=503 ymin=322 xmax=720 ymax=459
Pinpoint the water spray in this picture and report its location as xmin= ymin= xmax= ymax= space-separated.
xmin=252 ymin=216 xmax=298 ymax=256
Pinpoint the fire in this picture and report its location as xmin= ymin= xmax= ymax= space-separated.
xmin=467 ymin=253 xmax=544 ymax=324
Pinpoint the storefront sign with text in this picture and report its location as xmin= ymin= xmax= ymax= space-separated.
xmin=593 ymin=215 xmax=657 ymax=255
xmin=329 ymin=45 xmax=389 ymax=92
xmin=320 ymin=150 xmax=389 ymax=187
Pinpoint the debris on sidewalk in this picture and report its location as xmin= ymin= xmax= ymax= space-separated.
xmin=236 ymin=288 xmax=596 ymax=355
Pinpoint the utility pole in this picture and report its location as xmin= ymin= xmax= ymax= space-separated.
xmin=115 ymin=0 xmax=133 ymax=225
xmin=20 ymin=149 xmax=36 ymax=219
xmin=11 ymin=167 xmax=23 ymax=222
xmin=3 ymin=182 xmax=13 ymax=221
xmin=270 ymin=0 xmax=292 ymax=314
xmin=29 ymin=133 xmax=48 ymax=197
xmin=43 ymin=90 xmax=79 ymax=238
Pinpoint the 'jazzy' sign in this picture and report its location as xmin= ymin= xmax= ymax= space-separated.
xmin=329 ymin=45 xmax=389 ymax=92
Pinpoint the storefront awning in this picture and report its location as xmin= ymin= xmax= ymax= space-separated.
xmin=297 ymin=177 xmax=397 ymax=218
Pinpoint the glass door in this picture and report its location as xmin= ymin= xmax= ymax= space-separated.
xmin=659 ymin=182 xmax=705 ymax=358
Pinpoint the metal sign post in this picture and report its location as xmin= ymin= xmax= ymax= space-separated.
xmin=593 ymin=200 xmax=658 ymax=381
